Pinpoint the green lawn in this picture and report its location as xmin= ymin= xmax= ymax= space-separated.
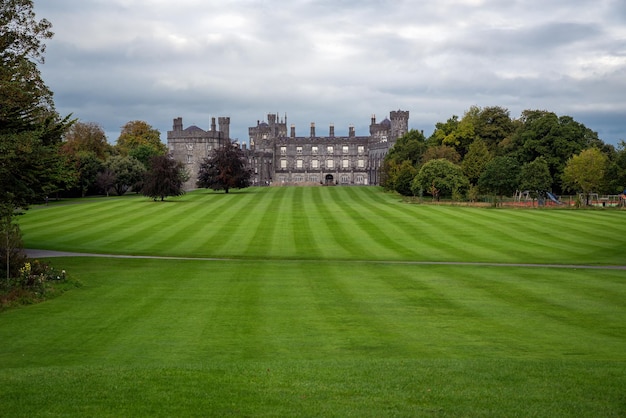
xmin=19 ymin=187 xmax=626 ymax=265
xmin=2 ymin=187 xmax=625 ymax=416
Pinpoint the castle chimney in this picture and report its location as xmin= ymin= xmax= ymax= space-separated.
xmin=329 ymin=123 xmax=335 ymax=137
xmin=211 ymin=117 xmax=216 ymax=132
xmin=290 ymin=124 xmax=296 ymax=138
xmin=310 ymin=122 xmax=316 ymax=138
xmin=371 ymin=114 xmax=376 ymax=125
xmin=349 ymin=125 xmax=355 ymax=137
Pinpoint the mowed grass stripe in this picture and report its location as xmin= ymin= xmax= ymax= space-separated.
xmin=342 ymin=187 xmax=422 ymax=258
xmin=20 ymin=197 xmax=159 ymax=249
xmin=177 ymin=192 xmax=259 ymax=257
xmin=334 ymin=187 xmax=418 ymax=259
xmin=308 ymin=187 xmax=376 ymax=259
xmin=290 ymin=187 xmax=321 ymax=258
xmin=174 ymin=191 xmax=267 ymax=257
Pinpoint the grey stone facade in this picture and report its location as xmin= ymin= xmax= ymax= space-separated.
xmin=167 ymin=110 xmax=409 ymax=189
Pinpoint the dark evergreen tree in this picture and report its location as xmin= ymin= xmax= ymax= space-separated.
xmin=197 ymin=142 xmax=252 ymax=193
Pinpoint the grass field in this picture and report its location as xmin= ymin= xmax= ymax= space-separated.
xmin=2 ymin=187 xmax=625 ymax=416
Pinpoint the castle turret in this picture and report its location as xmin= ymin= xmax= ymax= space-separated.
xmin=310 ymin=122 xmax=316 ymax=138
xmin=329 ymin=123 xmax=335 ymax=137
xmin=218 ymin=117 xmax=230 ymax=140
xmin=390 ymin=110 xmax=409 ymax=140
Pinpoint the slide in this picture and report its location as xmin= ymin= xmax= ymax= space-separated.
xmin=546 ymin=192 xmax=563 ymax=205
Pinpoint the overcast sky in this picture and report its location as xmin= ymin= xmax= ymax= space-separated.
xmin=35 ymin=0 xmax=626 ymax=146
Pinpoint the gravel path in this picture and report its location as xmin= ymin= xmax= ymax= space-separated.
xmin=24 ymin=249 xmax=626 ymax=270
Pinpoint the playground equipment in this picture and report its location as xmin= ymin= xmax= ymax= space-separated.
xmin=546 ymin=192 xmax=563 ymax=205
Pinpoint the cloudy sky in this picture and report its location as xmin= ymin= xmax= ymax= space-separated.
xmin=35 ymin=0 xmax=626 ymax=146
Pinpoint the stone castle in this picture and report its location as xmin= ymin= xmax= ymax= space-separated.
xmin=167 ymin=110 xmax=409 ymax=189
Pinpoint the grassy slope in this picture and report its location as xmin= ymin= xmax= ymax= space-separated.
xmin=2 ymin=187 xmax=625 ymax=416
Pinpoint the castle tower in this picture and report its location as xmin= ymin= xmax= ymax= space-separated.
xmin=218 ymin=117 xmax=230 ymax=141
xmin=390 ymin=110 xmax=409 ymax=140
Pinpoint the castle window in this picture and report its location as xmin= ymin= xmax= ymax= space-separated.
xmin=296 ymin=159 xmax=303 ymax=169
xmin=356 ymin=175 xmax=364 ymax=184
xmin=187 ymin=155 xmax=193 ymax=164
xmin=342 ymin=145 xmax=349 ymax=154
xmin=312 ymin=146 xmax=318 ymax=155
xmin=296 ymin=146 xmax=302 ymax=154
xmin=358 ymin=146 xmax=364 ymax=154
xmin=294 ymin=175 xmax=304 ymax=182
xmin=342 ymin=159 xmax=349 ymax=168
xmin=309 ymin=175 xmax=319 ymax=183
xmin=280 ymin=159 xmax=287 ymax=169
xmin=280 ymin=146 xmax=287 ymax=155
xmin=311 ymin=159 xmax=319 ymax=169
xmin=341 ymin=175 xmax=350 ymax=184
xmin=327 ymin=159 xmax=334 ymax=169
xmin=358 ymin=159 xmax=365 ymax=168
xmin=327 ymin=146 xmax=334 ymax=154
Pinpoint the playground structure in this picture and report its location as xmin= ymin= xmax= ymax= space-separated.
xmin=512 ymin=191 xmax=626 ymax=207
xmin=582 ymin=193 xmax=626 ymax=207
xmin=513 ymin=190 xmax=565 ymax=207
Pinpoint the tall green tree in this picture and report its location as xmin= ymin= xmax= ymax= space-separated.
xmin=461 ymin=138 xmax=491 ymax=185
xmin=197 ymin=142 xmax=252 ymax=194
xmin=605 ymin=140 xmax=626 ymax=194
xmin=478 ymin=156 xmax=520 ymax=204
xmin=562 ymin=148 xmax=608 ymax=205
xmin=0 ymin=0 xmax=73 ymax=211
xmin=519 ymin=157 xmax=552 ymax=205
xmin=116 ymin=121 xmax=166 ymax=159
xmin=511 ymin=110 xmax=601 ymax=193
xmin=142 ymin=155 xmax=187 ymax=201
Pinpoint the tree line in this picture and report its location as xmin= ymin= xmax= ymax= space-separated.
xmin=381 ymin=106 xmax=626 ymax=204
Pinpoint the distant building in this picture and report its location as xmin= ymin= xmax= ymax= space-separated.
xmin=167 ymin=110 xmax=409 ymax=189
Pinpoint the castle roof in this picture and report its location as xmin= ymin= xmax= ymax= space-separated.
xmin=184 ymin=125 xmax=206 ymax=133
xmin=380 ymin=118 xmax=391 ymax=127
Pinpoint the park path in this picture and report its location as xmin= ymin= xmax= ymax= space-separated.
xmin=25 ymin=249 xmax=626 ymax=270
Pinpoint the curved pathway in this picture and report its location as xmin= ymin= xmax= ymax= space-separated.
xmin=25 ymin=249 xmax=626 ymax=270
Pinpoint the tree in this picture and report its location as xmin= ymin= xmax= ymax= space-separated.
xmin=95 ymin=169 xmax=116 ymax=197
xmin=116 ymin=121 xmax=166 ymax=158
xmin=411 ymin=159 xmax=469 ymax=201
xmin=562 ymin=148 xmax=608 ymax=205
xmin=478 ymin=156 xmax=520 ymax=204
xmin=128 ymin=144 xmax=163 ymax=169
xmin=70 ymin=151 xmax=103 ymax=197
xmin=105 ymin=155 xmax=146 ymax=196
xmin=142 ymin=155 xmax=187 ymax=201
xmin=61 ymin=121 xmax=111 ymax=160
xmin=462 ymin=138 xmax=491 ymax=185
xmin=385 ymin=129 xmax=427 ymax=166
xmin=519 ymin=157 xmax=552 ymax=205
xmin=0 ymin=0 xmax=73 ymax=211
xmin=511 ymin=110 xmax=602 ymax=193
xmin=605 ymin=140 xmax=626 ymax=194
xmin=421 ymin=145 xmax=461 ymax=165
xmin=197 ymin=142 xmax=253 ymax=193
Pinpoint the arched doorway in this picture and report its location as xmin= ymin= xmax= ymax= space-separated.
xmin=325 ymin=174 xmax=334 ymax=185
